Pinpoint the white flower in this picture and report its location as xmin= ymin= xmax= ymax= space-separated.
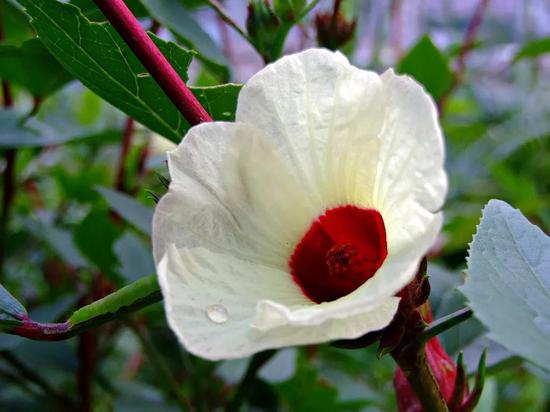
xmin=152 ymin=49 xmax=447 ymax=360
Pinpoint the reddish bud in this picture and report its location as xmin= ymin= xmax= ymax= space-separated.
xmin=314 ymin=0 xmax=356 ymax=50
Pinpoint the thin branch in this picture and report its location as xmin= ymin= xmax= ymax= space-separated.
xmin=456 ymin=0 xmax=490 ymax=74
xmin=226 ymin=350 xmax=276 ymax=412
xmin=0 ymin=0 xmax=14 ymax=282
xmin=392 ymin=341 xmax=450 ymax=412
xmin=0 ymin=149 xmax=15 ymax=281
xmin=1 ymin=275 xmax=162 ymax=341
xmin=77 ymin=330 xmax=97 ymax=412
xmin=115 ymin=118 xmax=135 ymax=192
xmin=206 ymin=0 xmax=251 ymax=43
xmin=418 ymin=308 xmax=474 ymax=343
xmin=296 ymin=0 xmax=321 ymax=22
xmin=93 ymin=0 xmax=212 ymax=125
xmin=437 ymin=0 xmax=490 ymax=114
xmin=127 ymin=319 xmax=191 ymax=410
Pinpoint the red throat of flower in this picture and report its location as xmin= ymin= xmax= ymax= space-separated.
xmin=289 ymin=205 xmax=388 ymax=303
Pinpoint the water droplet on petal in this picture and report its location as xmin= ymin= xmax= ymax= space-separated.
xmin=206 ymin=304 xmax=228 ymax=324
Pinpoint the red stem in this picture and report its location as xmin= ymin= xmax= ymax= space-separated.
xmin=0 ymin=0 xmax=14 ymax=280
xmin=390 ymin=0 xmax=403 ymax=57
xmin=115 ymin=117 xmax=135 ymax=192
xmin=437 ymin=0 xmax=490 ymax=114
xmin=93 ymin=0 xmax=212 ymax=125
xmin=1 ymin=81 xmax=12 ymax=107
xmin=136 ymin=142 xmax=150 ymax=180
xmin=77 ymin=330 xmax=97 ymax=412
xmin=12 ymin=319 xmax=72 ymax=341
xmin=457 ymin=0 xmax=490 ymax=73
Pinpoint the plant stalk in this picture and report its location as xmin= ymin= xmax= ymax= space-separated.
xmin=206 ymin=0 xmax=251 ymax=43
xmin=437 ymin=0 xmax=490 ymax=113
xmin=0 ymin=0 xmax=14 ymax=282
xmin=128 ymin=319 xmax=191 ymax=410
xmin=226 ymin=350 xmax=276 ymax=412
xmin=419 ymin=307 xmax=474 ymax=343
xmin=93 ymin=0 xmax=212 ymax=125
xmin=392 ymin=340 xmax=450 ymax=412
xmin=115 ymin=118 xmax=135 ymax=192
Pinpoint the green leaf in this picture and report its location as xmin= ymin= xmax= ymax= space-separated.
xmin=23 ymin=219 xmax=88 ymax=268
xmin=191 ymin=84 xmax=242 ymax=122
xmin=0 ymin=39 xmax=73 ymax=98
xmin=19 ymin=0 xmax=194 ymax=142
xmin=138 ymin=0 xmax=229 ymax=79
xmin=68 ymin=274 xmax=160 ymax=327
xmin=0 ymin=107 xmax=120 ymax=149
xmin=276 ymin=353 xmax=342 ymax=412
xmin=514 ymin=37 xmax=550 ymax=62
xmin=97 ymin=187 xmax=154 ymax=235
xmin=0 ymin=110 xmax=43 ymax=148
xmin=70 ymin=0 xmax=149 ymax=21
xmin=0 ymin=283 xmax=27 ymax=322
xmin=461 ymin=200 xmax=550 ymax=371
xmin=398 ymin=35 xmax=453 ymax=100
xmin=114 ymin=232 xmax=156 ymax=282
xmin=73 ymin=209 xmax=121 ymax=274
xmin=2 ymin=1 xmax=34 ymax=45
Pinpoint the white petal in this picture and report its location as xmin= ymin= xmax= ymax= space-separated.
xmin=236 ymin=48 xmax=386 ymax=208
xmin=375 ymin=69 xmax=447 ymax=247
xmin=159 ymin=245 xmax=399 ymax=360
xmin=251 ymin=216 xmax=440 ymax=331
xmin=154 ymin=49 xmax=448 ymax=360
xmin=235 ymin=50 xmax=446 ymax=301
xmin=360 ymin=70 xmax=447 ymax=296
xmin=153 ymin=122 xmax=319 ymax=268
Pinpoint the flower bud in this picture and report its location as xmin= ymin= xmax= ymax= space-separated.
xmin=246 ymin=0 xmax=282 ymax=61
xmin=314 ymin=0 xmax=356 ymax=50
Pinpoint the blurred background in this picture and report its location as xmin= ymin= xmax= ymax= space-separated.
xmin=0 ymin=0 xmax=549 ymax=410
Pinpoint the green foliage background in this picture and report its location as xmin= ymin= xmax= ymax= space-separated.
xmin=0 ymin=0 xmax=549 ymax=410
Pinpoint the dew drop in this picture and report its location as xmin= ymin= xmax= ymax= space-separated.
xmin=206 ymin=304 xmax=228 ymax=324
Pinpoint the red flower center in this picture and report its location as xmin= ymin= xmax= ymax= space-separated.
xmin=289 ymin=205 xmax=387 ymax=303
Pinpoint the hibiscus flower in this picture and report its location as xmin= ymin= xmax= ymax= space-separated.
xmin=152 ymin=48 xmax=447 ymax=360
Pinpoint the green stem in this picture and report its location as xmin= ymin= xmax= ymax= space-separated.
xmin=296 ymin=0 xmax=321 ymax=21
xmin=226 ymin=350 xmax=276 ymax=412
xmin=391 ymin=341 xmax=449 ymax=412
xmin=418 ymin=308 xmax=473 ymax=343
xmin=0 ymin=275 xmax=162 ymax=340
xmin=270 ymin=0 xmax=320 ymax=61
